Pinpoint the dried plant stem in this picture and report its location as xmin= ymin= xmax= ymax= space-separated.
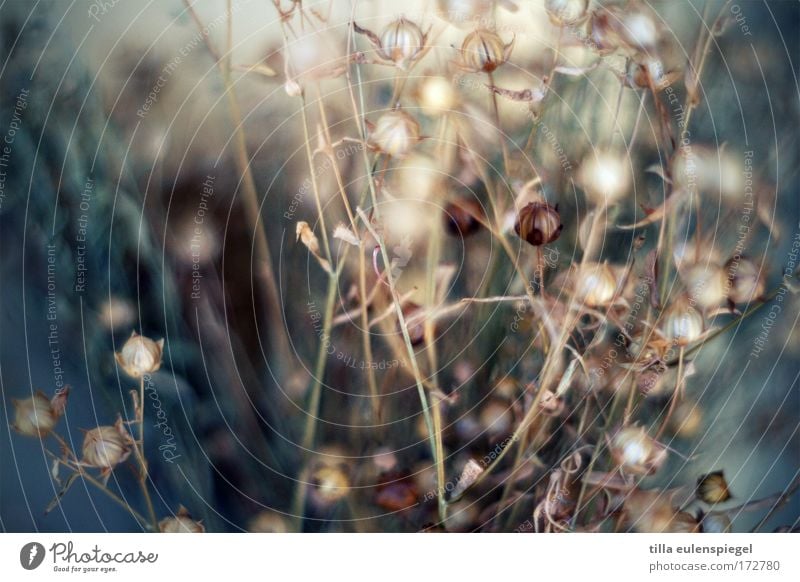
xmin=655 ymin=346 xmax=684 ymax=440
xmin=134 ymin=376 xmax=158 ymax=530
xmin=183 ymin=0 xmax=291 ymax=365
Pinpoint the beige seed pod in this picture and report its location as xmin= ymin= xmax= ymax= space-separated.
xmin=578 ymin=151 xmax=631 ymax=206
xmin=683 ymin=262 xmax=727 ymax=309
xmin=545 ymin=0 xmax=589 ymax=27
xmin=369 ymin=110 xmax=421 ymax=158
xmin=699 ymin=511 xmax=732 ymax=533
xmin=610 ymin=426 xmax=667 ymax=475
xmin=697 ymin=471 xmax=732 ymax=504
xmin=378 ymin=17 xmax=427 ymax=69
xmin=159 ymin=506 xmax=205 ymax=533
xmin=514 ymin=202 xmax=562 ymax=246
xmin=574 ymin=262 xmax=618 ymax=307
xmin=662 ymin=298 xmax=704 ymax=346
xmin=81 ymin=422 xmax=132 ymax=469
xmin=624 ymin=489 xmax=699 ymax=533
xmin=248 ymin=510 xmax=289 ymax=533
xmin=478 ymin=398 xmax=513 ymax=437
xmin=11 ymin=389 xmax=67 ymax=437
xmin=726 ymin=257 xmax=765 ymax=304
xmin=308 ymin=465 xmax=351 ymax=506
xmin=459 ymin=29 xmax=514 ymax=73
xmin=115 ymin=332 xmax=164 ymax=378
xmin=419 ymin=76 xmax=457 ymax=116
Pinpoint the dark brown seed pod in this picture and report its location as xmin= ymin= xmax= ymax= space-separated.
xmin=697 ymin=470 xmax=732 ymax=504
xmin=444 ymin=198 xmax=482 ymax=237
xmin=514 ymin=202 xmax=562 ymax=246
xmin=375 ymin=472 xmax=419 ymax=512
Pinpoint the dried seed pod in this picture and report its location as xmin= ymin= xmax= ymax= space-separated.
xmin=662 ymin=298 xmax=704 ymax=346
xmin=375 ymin=472 xmax=419 ymax=512
xmin=514 ymin=202 xmax=562 ymax=246
xmin=436 ymin=0 xmax=493 ymax=27
xmin=683 ymin=262 xmax=727 ymax=309
xmin=98 ymin=297 xmax=136 ymax=331
xmin=11 ymin=389 xmax=68 ymax=437
xmin=538 ymin=389 xmax=565 ymax=416
xmin=81 ymin=422 xmax=132 ymax=469
xmin=419 ymin=76 xmax=457 ymax=115
xmin=378 ymin=17 xmax=427 ymax=69
xmin=369 ymin=109 xmax=421 ymax=158
xmin=697 ymin=471 xmax=732 ymax=504
xmin=578 ymin=151 xmax=631 ymax=205
xmin=670 ymin=399 xmax=703 ymax=438
xmin=624 ymin=489 xmax=698 ymax=533
xmin=459 ymin=29 xmax=514 ymax=73
xmin=309 ymin=465 xmax=350 ymax=506
xmin=479 ymin=398 xmax=513 ymax=437
xmin=248 ymin=510 xmax=289 ymax=533
xmin=610 ymin=426 xmax=667 ymax=475
xmin=444 ymin=198 xmax=483 ymax=237
xmin=574 ymin=262 xmax=618 ymax=307
xmin=115 ymin=332 xmax=164 ymax=378
xmin=545 ymin=0 xmax=589 ymax=26
xmin=726 ymin=257 xmax=765 ymax=304
xmin=159 ymin=506 xmax=205 ymax=533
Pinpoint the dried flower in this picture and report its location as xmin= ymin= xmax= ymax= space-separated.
xmin=683 ymin=262 xmax=727 ymax=309
xmin=115 ymin=332 xmax=163 ymax=378
xmin=159 ymin=506 xmax=205 ymax=533
xmin=309 ymin=465 xmax=350 ymax=506
xmin=578 ymin=151 xmax=631 ymax=205
xmin=726 ymin=257 xmax=765 ymax=304
xmin=662 ymin=298 xmax=704 ymax=346
xmin=514 ymin=201 xmax=562 ymax=246
xmin=444 ymin=198 xmax=483 ymax=237
xmin=378 ymin=18 xmax=427 ymax=69
xmin=545 ymin=0 xmax=589 ymax=27
xmin=697 ymin=471 xmax=732 ymax=504
xmin=574 ymin=262 xmax=618 ymax=307
xmin=459 ymin=29 xmax=514 ymax=73
xmin=11 ymin=388 xmax=69 ymax=437
xmin=419 ymin=77 xmax=457 ymax=116
xmin=368 ymin=109 xmax=421 ymax=158
xmin=610 ymin=426 xmax=667 ymax=475
xmin=81 ymin=421 xmax=132 ymax=469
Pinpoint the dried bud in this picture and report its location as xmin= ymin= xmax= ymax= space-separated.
xmin=610 ymin=426 xmax=667 ymax=475
xmin=309 ymin=465 xmax=350 ymax=506
xmin=159 ymin=506 xmax=205 ymax=533
xmin=726 ymin=257 xmax=765 ymax=305
xmin=697 ymin=471 xmax=732 ymax=504
xmin=81 ymin=421 xmax=132 ymax=469
xmin=375 ymin=472 xmax=419 ymax=512
xmin=545 ymin=0 xmax=589 ymax=27
xmin=459 ymin=29 xmax=514 ymax=73
xmin=683 ymin=263 xmax=727 ymax=309
xmin=115 ymin=332 xmax=163 ymax=378
xmin=574 ymin=262 xmax=618 ymax=307
xmin=248 ymin=511 xmax=289 ymax=533
xmin=419 ymin=77 xmax=457 ymax=116
xmin=11 ymin=389 xmax=68 ymax=437
xmin=662 ymin=298 xmax=704 ymax=346
xmin=670 ymin=399 xmax=703 ymax=438
xmin=369 ymin=109 xmax=421 ymax=158
xmin=378 ymin=17 xmax=426 ymax=69
xmin=578 ymin=151 xmax=631 ymax=205
xmin=514 ymin=202 xmax=562 ymax=246
xmin=444 ymin=198 xmax=483 ymax=237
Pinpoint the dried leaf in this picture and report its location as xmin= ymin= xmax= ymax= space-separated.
xmin=233 ymin=62 xmax=277 ymax=78
xmin=45 ymin=472 xmax=79 ymax=515
xmin=333 ymin=224 xmax=360 ymax=246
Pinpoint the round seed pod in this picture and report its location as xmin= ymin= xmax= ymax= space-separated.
xmin=726 ymin=257 xmax=765 ymax=304
xmin=610 ymin=426 xmax=667 ymax=475
xmin=683 ymin=262 xmax=727 ymax=309
xmin=478 ymin=398 xmax=513 ymax=437
xmin=82 ymin=424 xmax=131 ymax=469
xmin=369 ymin=110 xmax=421 ymax=159
xmin=375 ymin=472 xmax=419 ymax=512
xmin=697 ymin=471 xmax=732 ymax=504
xmin=12 ymin=391 xmax=59 ymax=437
xmin=379 ymin=17 xmax=426 ymax=69
xmin=309 ymin=465 xmax=350 ymax=506
xmin=699 ymin=511 xmax=732 ymax=533
xmin=444 ymin=198 xmax=483 ymax=237
xmin=578 ymin=151 xmax=631 ymax=206
xmin=159 ymin=507 xmax=205 ymax=533
xmin=460 ymin=29 xmax=513 ymax=73
xmin=514 ymin=202 xmax=562 ymax=246
xmin=248 ymin=510 xmax=289 ymax=533
xmin=545 ymin=0 xmax=589 ymax=26
xmin=574 ymin=262 xmax=618 ymax=307
xmin=419 ymin=76 xmax=457 ymax=116
xmin=115 ymin=332 xmax=164 ymax=378
xmin=662 ymin=298 xmax=704 ymax=346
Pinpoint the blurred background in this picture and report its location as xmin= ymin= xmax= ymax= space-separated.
xmin=0 ymin=0 xmax=798 ymax=532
